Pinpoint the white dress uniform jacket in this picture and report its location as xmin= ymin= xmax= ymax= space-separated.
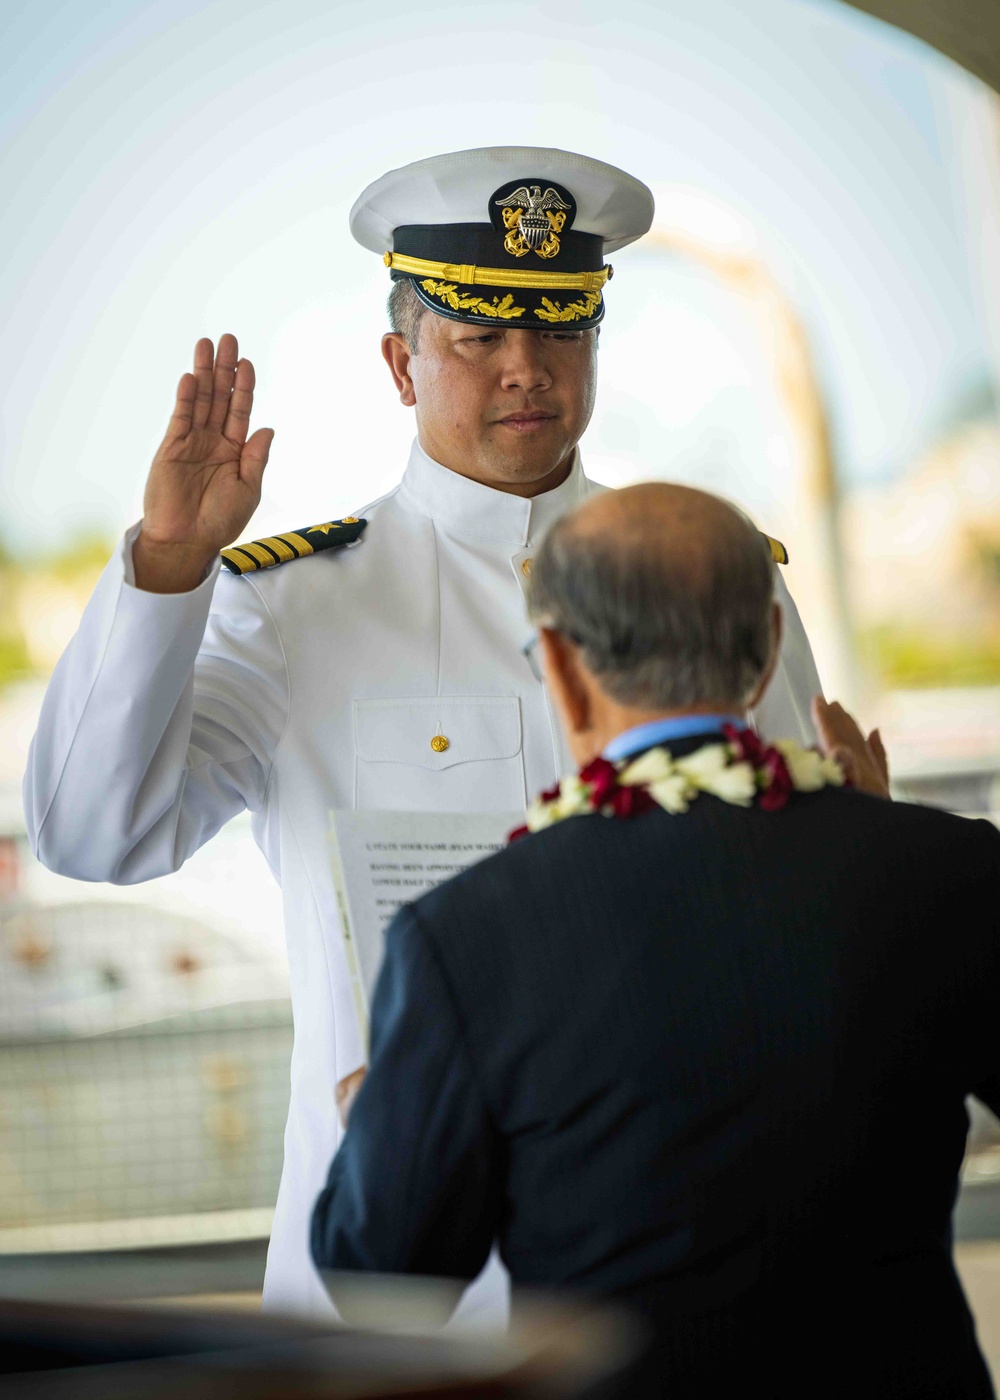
xmin=24 ymin=441 xmax=823 ymax=1316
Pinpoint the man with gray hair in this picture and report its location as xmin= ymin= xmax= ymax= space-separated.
xmin=313 ymin=483 xmax=999 ymax=1398
xmin=529 ymin=478 xmax=784 ymax=717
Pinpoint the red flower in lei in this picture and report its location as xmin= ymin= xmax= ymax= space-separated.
xmin=608 ymin=783 xmax=658 ymax=818
xmin=578 ymin=757 xmax=619 ymax=806
xmin=723 ymin=722 xmax=793 ymax=812
xmin=510 ymin=758 xmax=654 ymax=841
xmin=578 ymin=759 xmax=658 ymax=817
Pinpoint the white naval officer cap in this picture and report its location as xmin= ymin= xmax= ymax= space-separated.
xmin=350 ymin=147 xmax=654 ymax=331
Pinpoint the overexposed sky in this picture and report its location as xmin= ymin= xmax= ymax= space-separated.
xmin=2 ymin=0 xmax=997 ymax=555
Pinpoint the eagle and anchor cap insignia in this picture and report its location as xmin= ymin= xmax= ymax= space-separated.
xmin=490 ymin=179 xmax=577 ymax=260
xmin=350 ymin=147 xmax=654 ymax=330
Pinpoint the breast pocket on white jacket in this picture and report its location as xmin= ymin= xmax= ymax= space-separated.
xmin=353 ymin=696 xmax=525 ymax=812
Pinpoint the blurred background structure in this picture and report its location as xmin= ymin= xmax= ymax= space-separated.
xmin=3 ymin=0 xmax=1000 ymax=1378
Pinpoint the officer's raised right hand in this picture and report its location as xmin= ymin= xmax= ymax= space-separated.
xmin=133 ymin=334 xmax=275 ymax=592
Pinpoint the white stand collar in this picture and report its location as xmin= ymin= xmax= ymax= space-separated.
xmin=398 ymin=439 xmax=591 ymax=549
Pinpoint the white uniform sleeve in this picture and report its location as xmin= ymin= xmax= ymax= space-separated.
xmin=23 ymin=524 xmax=289 ymax=884
xmin=751 ymin=568 xmax=823 ymax=745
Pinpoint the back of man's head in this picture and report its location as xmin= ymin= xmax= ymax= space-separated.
xmin=528 ymin=483 xmax=776 ymax=711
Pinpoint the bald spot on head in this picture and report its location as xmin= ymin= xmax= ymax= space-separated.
xmin=528 ymin=481 xmax=776 ymax=711
xmin=563 ymin=483 xmax=759 ymax=601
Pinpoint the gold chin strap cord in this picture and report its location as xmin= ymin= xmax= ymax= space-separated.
xmin=384 ymin=251 xmax=612 ymax=293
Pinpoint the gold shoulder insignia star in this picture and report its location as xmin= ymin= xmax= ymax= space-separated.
xmin=220 ymin=517 xmax=367 ymax=575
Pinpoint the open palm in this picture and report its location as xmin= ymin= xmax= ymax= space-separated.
xmin=142 ymin=334 xmax=274 ymax=555
xmin=811 ymin=697 xmax=890 ymax=799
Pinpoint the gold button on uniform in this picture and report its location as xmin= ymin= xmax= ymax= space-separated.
xmin=430 ymin=735 xmax=450 ymax=753
xmin=521 ymin=558 xmax=533 ymax=576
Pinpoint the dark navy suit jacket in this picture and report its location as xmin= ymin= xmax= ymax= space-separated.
xmin=312 ymin=738 xmax=1000 ymax=1397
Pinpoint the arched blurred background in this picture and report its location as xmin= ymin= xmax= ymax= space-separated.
xmin=2 ymin=0 xmax=1000 ymax=1361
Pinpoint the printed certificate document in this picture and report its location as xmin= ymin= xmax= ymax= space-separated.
xmin=329 ymin=810 xmax=520 ymax=1039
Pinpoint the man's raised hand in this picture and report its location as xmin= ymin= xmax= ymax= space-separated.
xmin=812 ymin=697 xmax=891 ymax=799
xmin=133 ymin=335 xmax=275 ymax=592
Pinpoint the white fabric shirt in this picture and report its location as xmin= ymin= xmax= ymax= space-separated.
xmin=23 ymin=441 xmax=823 ymax=1316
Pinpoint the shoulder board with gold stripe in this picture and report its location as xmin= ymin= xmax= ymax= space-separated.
xmin=221 ymin=517 xmax=367 ymax=575
xmin=762 ymin=533 xmax=788 ymax=566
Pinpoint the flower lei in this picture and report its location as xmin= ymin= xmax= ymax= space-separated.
xmin=509 ymin=724 xmax=845 ymax=842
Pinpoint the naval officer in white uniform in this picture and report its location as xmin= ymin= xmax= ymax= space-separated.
xmin=23 ymin=147 xmax=823 ymax=1317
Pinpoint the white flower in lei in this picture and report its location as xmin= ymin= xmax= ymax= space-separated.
xmin=619 ymin=743 xmax=757 ymax=813
xmin=525 ymin=774 xmax=592 ymax=831
xmin=774 ymin=740 xmax=845 ymax=793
